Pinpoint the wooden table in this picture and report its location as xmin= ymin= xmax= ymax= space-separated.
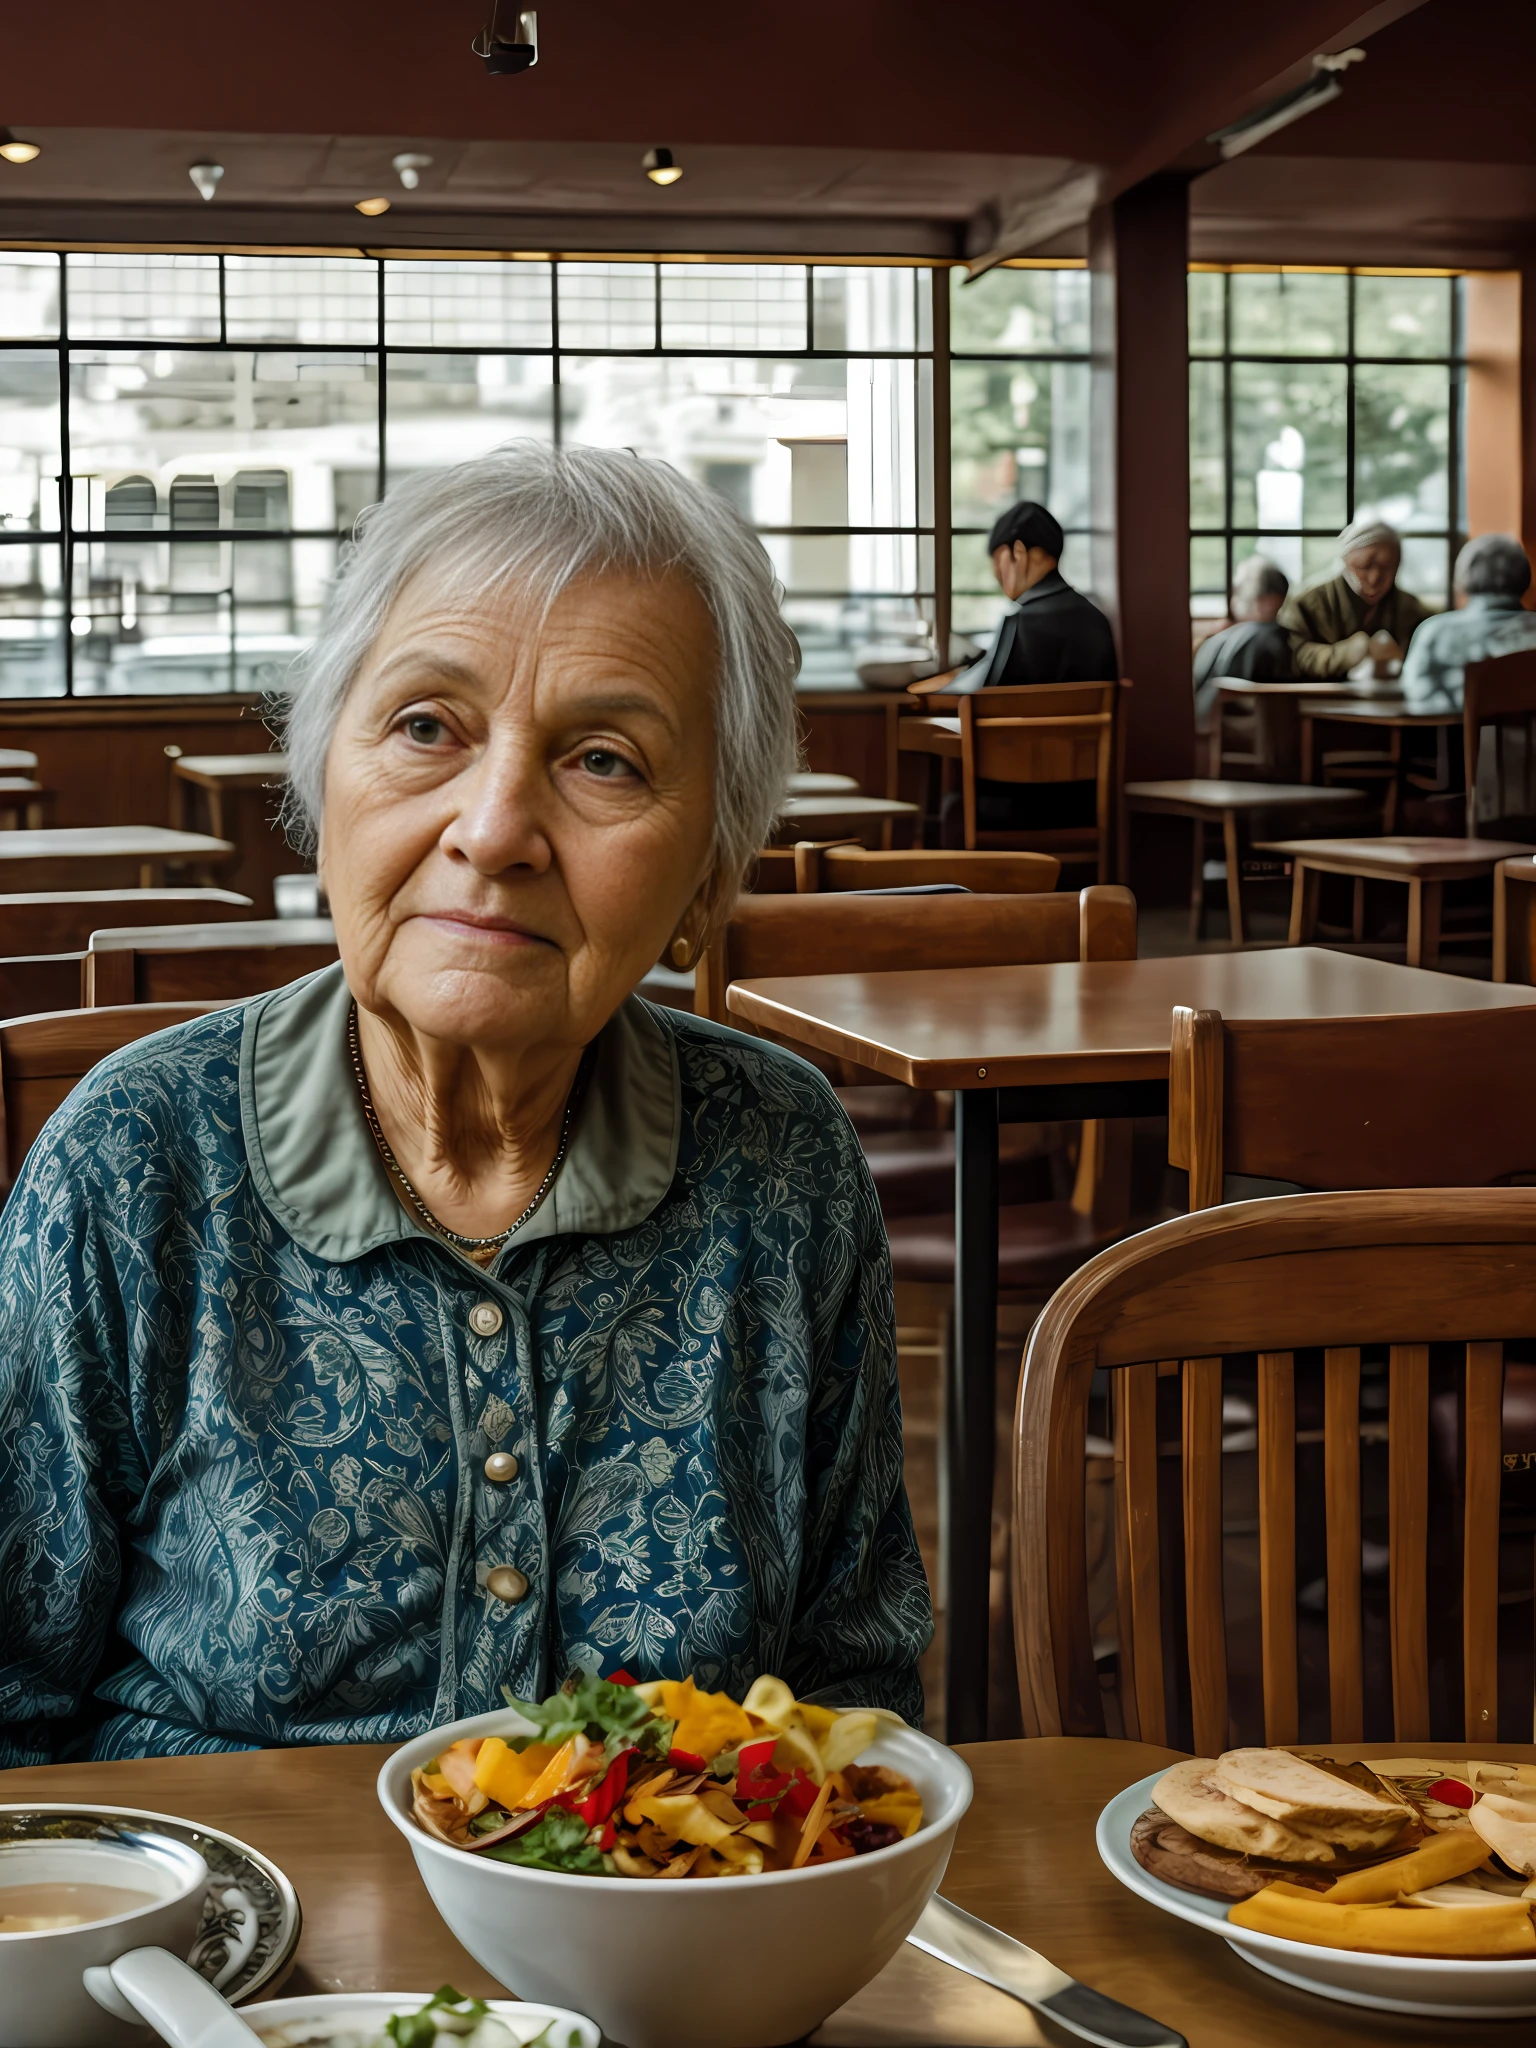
xmin=0 ymin=826 xmax=234 ymax=892
xmin=1496 ymin=855 xmax=1536 ymax=983
xmin=0 ymin=748 xmax=38 ymax=776
xmin=1299 ymin=697 xmax=1460 ymax=827
xmin=1260 ymin=834 xmax=1536 ymax=969
xmin=897 ymin=715 xmax=962 ymax=761
xmin=774 ymin=792 xmax=921 ymax=850
xmin=728 ymin=949 xmax=1536 ymax=1743
xmin=787 ymin=771 xmax=862 ymax=796
xmin=173 ymin=754 xmax=302 ymax=917
xmin=3 ymin=1738 xmax=1525 ymax=2045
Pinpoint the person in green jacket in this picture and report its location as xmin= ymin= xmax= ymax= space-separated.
xmin=1277 ymin=517 xmax=1431 ymax=680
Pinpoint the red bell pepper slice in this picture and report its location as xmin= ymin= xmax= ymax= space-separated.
xmin=578 ymin=1747 xmax=633 ymax=1825
xmin=1428 ymin=1777 xmax=1476 ymax=1809
xmin=781 ymin=1769 xmax=819 ymax=1818
xmin=606 ymin=1669 xmax=637 ymax=1685
xmin=736 ymin=1736 xmax=791 ymax=1814
xmin=668 ymin=1747 xmax=707 ymax=1772
xmin=599 ymin=1816 xmax=617 ymax=1851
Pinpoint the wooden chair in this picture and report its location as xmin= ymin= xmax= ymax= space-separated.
xmin=0 ymin=779 xmax=54 ymax=830
xmin=0 ymin=1003 xmax=219 ymax=1191
xmin=0 ymin=888 xmax=253 ymax=956
xmin=0 ymin=954 xmax=87 ymax=1021
xmin=751 ymin=844 xmax=1062 ymax=895
xmin=83 ymin=920 xmax=337 ymax=1006
xmin=1013 ymin=1187 xmax=1536 ymax=1748
xmin=1168 ymin=1002 xmax=1536 ymax=1210
xmin=957 ymin=682 xmax=1117 ymax=882
xmin=1465 ymin=646 xmax=1536 ymax=835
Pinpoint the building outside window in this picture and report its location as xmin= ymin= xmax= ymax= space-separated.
xmin=1189 ymin=266 xmax=1465 ymax=621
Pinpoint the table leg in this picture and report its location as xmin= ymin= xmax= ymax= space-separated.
xmin=1406 ymin=878 xmax=1430 ymax=968
xmin=1288 ymin=861 xmax=1320 ymax=945
xmin=1495 ymin=866 xmax=1509 ymax=982
xmin=1188 ymin=817 xmax=1206 ymax=943
xmin=946 ymin=1086 xmax=999 ymax=1747
xmin=1301 ymin=715 xmax=1316 ymax=784
xmin=1221 ymin=810 xmax=1245 ymax=946
xmin=1419 ymin=880 xmax=1443 ymax=971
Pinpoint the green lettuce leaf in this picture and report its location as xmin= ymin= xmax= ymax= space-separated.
xmin=384 ymin=1987 xmax=488 ymax=2048
xmin=498 ymin=1671 xmax=656 ymax=1749
xmin=478 ymin=1807 xmax=610 ymax=1875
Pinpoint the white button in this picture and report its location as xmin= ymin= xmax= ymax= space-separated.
xmin=469 ymin=1300 xmax=504 ymax=1337
xmin=484 ymin=1451 xmax=520 ymax=1484
xmin=486 ymin=1565 xmax=530 ymax=1604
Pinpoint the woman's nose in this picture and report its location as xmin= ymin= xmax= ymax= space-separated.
xmin=439 ymin=746 xmax=553 ymax=876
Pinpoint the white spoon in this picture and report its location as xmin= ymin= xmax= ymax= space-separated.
xmin=85 ymin=1946 xmax=268 ymax=2048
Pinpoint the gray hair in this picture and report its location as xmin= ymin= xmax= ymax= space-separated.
xmin=1456 ymin=531 xmax=1532 ymax=599
xmin=1231 ymin=554 xmax=1289 ymax=605
xmin=281 ymin=442 xmax=802 ymax=892
xmin=1337 ymin=515 xmax=1402 ymax=560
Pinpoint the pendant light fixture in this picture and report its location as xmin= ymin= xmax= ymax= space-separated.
xmin=0 ymin=130 xmax=41 ymax=165
xmin=188 ymin=162 xmax=224 ymax=201
xmin=355 ymin=196 xmax=391 ymax=216
xmin=643 ymin=147 xmax=682 ymax=186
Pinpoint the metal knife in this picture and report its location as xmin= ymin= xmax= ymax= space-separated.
xmin=906 ymin=1893 xmax=1188 ymax=2048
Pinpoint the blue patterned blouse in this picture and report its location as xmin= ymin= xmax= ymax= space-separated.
xmin=0 ymin=965 xmax=929 ymax=1762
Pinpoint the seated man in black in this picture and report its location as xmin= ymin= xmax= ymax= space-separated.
xmin=1192 ymin=555 xmax=1293 ymax=732
xmin=939 ymin=500 xmax=1118 ymax=841
xmin=946 ymin=500 xmax=1119 ymax=692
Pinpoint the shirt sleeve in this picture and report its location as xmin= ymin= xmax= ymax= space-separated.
xmin=1399 ymin=615 xmax=1456 ymax=710
xmin=0 ymin=1127 xmax=143 ymax=1766
xmin=781 ymin=1124 xmax=933 ymax=1727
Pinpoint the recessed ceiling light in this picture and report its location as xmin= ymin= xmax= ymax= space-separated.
xmin=392 ymin=152 xmax=433 ymax=191
xmin=643 ymin=147 xmax=682 ymax=186
xmin=188 ymin=162 xmax=223 ymax=201
xmin=355 ymin=196 xmax=391 ymax=216
xmin=0 ymin=131 xmax=41 ymax=165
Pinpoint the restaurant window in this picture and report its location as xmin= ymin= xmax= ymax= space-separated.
xmin=1189 ymin=266 xmax=1466 ymax=621
xmin=0 ymin=250 xmax=951 ymax=698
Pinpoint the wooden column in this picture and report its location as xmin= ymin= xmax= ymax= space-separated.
xmin=1089 ymin=174 xmax=1195 ymax=788
xmin=1464 ymin=271 xmax=1521 ymax=544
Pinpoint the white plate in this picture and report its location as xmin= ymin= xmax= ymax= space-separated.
xmin=0 ymin=1805 xmax=300 ymax=2003
xmin=246 ymin=1991 xmax=597 ymax=2048
xmin=1096 ymin=1771 xmax=1536 ymax=2019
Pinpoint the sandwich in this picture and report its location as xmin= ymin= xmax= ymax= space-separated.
xmin=1133 ymin=1748 xmax=1427 ymax=1902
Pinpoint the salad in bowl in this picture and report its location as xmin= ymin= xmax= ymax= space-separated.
xmin=409 ymin=1670 xmax=921 ymax=1879
xmin=379 ymin=1672 xmax=970 ymax=2048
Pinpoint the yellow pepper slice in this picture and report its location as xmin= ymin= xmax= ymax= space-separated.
xmin=652 ymin=1677 xmax=756 ymax=1763
xmin=472 ymin=1735 xmax=560 ymax=1810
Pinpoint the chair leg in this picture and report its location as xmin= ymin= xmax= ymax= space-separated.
xmin=1222 ymin=809 xmax=1245 ymax=946
xmin=1406 ymin=878 xmax=1426 ymax=968
xmin=1189 ymin=817 xmax=1207 ymax=942
xmin=1289 ymin=861 xmax=1321 ymax=946
xmin=1351 ymin=877 xmax=1365 ymax=945
xmin=1419 ymin=880 xmax=1443 ymax=971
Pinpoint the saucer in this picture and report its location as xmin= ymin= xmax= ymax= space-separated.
xmin=0 ymin=1805 xmax=300 ymax=2003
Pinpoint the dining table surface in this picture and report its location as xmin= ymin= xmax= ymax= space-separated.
xmin=728 ymin=946 xmax=1536 ymax=1747
xmin=2 ymin=1735 xmax=1525 ymax=2046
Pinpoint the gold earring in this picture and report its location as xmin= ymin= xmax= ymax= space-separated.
xmin=670 ymin=934 xmax=694 ymax=968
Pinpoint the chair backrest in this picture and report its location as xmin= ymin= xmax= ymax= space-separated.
xmin=1464 ymin=647 xmax=1536 ymax=834
xmin=789 ymin=845 xmax=1061 ymax=894
xmin=697 ymin=884 xmax=1136 ymax=1026
xmin=958 ymin=682 xmax=1118 ymax=871
xmin=0 ymin=888 xmax=253 ymax=956
xmin=1168 ymin=1002 xmax=1536 ymax=1209
xmin=0 ymin=954 xmax=85 ymax=1022
xmin=1013 ymin=1188 xmax=1536 ymax=1750
xmin=0 ymin=1003 xmax=219 ymax=1190
xmin=83 ymin=919 xmax=338 ymax=1006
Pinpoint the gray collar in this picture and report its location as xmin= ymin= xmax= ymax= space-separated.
xmin=1465 ymin=593 xmax=1525 ymax=614
xmin=238 ymin=961 xmax=681 ymax=1265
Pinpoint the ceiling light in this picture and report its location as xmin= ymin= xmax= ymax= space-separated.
xmin=0 ymin=131 xmax=41 ymax=165
xmin=392 ymin=152 xmax=433 ymax=191
xmin=188 ymin=162 xmax=224 ymax=202
xmin=643 ymin=147 xmax=682 ymax=186
xmin=472 ymin=4 xmax=538 ymax=74
xmin=355 ymin=196 xmax=391 ymax=216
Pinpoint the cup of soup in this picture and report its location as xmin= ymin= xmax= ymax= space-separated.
xmin=0 ymin=1832 xmax=209 ymax=2047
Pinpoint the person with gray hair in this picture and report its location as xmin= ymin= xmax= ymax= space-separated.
xmin=0 ymin=442 xmax=931 ymax=1762
xmin=1278 ymin=515 xmax=1431 ymax=679
xmin=1400 ymin=532 xmax=1536 ymax=711
xmin=1192 ymin=553 xmax=1294 ymax=729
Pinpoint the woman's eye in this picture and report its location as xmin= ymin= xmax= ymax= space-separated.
xmin=403 ymin=715 xmax=446 ymax=746
xmin=581 ymin=748 xmax=633 ymax=779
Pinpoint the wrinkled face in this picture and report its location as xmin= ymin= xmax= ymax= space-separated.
xmin=320 ymin=566 xmax=718 ymax=1056
xmin=1344 ymin=544 xmax=1399 ymax=608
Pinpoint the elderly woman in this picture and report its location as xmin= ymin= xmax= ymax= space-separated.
xmin=1400 ymin=533 xmax=1536 ymax=712
xmin=0 ymin=445 xmax=930 ymax=1764
xmin=1277 ymin=516 xmax=1431 ymax=680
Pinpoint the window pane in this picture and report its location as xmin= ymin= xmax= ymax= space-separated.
xmin=66 ymin=253 xmax=220 ymax=340
xmin=951 ymin=359 xmax=1089 ymax=531
xmin=383 ymin=260 xmax=552 ymax=347
xmin=70 ymin=351 xmax=378 ymax=535
xmin=1353 ymin=362 xmax=1450 ymax=531
xmin=0 ymin=255 xmax=59 ymax=341
xmin=1230 ymin=271 xmax=1348 ymax=357
xmin=384 ymin=355 xmax=553 ymax=484
xmin=1230 ymin=361 xmax=1347 ymax=532
xmin=1399 ymin=534 xmax=1450 ymax=611
xmin=1354 ymin=275 xmax=1451 ymax=359
xmin=70 ymin=536 xmax=335 ymax=694
xmin=0 ymin=542 xmax=63 ymax=695
xmin=1189 ymin=359 xmax=1225 ymax=528
xmin=1241 ymin=532 xmax=1339 ymax=593
xmin=557 ymin=263 xmax=656 ymax=349
xmin=1191 ymin=536 xmax=1228 ymax=616
xmin=560 ymin=355 xmax=920 ymax=530
xmin=0 ymin=353 xmax=61 ymax=531
xmin=1189 ymin=272 xmax=1224 ymax=355
xmin=784 ymin=595 xmax=934 ymax=691
xmin=660 ymin=264 xmax=807 ymax=351
xmin=950 ymin=266 xmax=1088 ymax=353
xmin=812 ymin=268 xmax=923 ymax=351
xmin=225 ymin=256 xmax=378 ymax=343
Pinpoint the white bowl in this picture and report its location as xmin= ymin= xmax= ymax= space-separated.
xmin=1098 ymin=1771 xmax=1536 ymax=2018
xmin=378 ymin=1708 xmax=972 ymax=2048
xmin=246 ymin=1991 xmax=596 ymax=2048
